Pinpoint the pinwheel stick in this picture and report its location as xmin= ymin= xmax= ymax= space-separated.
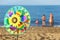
xmin=17 ymin=29 xmax=19 ymax=40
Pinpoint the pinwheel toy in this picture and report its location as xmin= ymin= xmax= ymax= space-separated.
xmin=4 ymin=6 xmax=30 ymax=35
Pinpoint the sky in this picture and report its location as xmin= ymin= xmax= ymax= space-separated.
xmin=0 ymin=0 xmax=60 ymax=5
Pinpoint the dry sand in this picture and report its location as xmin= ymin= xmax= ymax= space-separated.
xmin=0 ymin=26 xmax=60 ymax=40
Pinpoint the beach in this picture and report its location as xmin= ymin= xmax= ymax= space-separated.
xmin=0 ymin=5 xmax=60 ymax=40
xmin=0 ymin=26 xmax=60 ymax=40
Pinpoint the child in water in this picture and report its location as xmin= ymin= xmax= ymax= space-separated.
xmin=42 ymin=14 xmax=46 ymax=27
xmin=35 ymin=19 xmax=39 ymax=26
xmin=49 ymin=13 xmax=54 ymax=26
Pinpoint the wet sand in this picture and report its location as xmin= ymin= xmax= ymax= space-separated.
xmin=0 ymin=26 xmax=60 ymax=40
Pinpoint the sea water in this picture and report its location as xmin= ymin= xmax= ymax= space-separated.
xmin=0 ymin=5 xmax=60 ymax=26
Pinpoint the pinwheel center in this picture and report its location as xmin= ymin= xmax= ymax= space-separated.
xmin=12 ymin=17 xmax=17 ymax=23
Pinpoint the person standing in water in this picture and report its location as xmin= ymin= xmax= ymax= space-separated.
xmin=42 ymin=14 xmax=46 ymax=27
xmin=35 ymin=19 xmax=39 ymax=26
xmin=49 ymin=13 xmax=54 ymax=26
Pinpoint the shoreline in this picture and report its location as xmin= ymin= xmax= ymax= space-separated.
xmin=1 ymin=25 xmax=60 ymax=27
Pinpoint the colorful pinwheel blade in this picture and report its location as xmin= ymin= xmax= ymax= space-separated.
xmin=4 ymin=6 xmax=30 ymax=35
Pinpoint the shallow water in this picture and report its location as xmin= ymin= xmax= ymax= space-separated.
xmin=0 ymin=5 xmax=60 ymax=26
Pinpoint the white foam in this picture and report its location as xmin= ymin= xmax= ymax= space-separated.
xmin=54 ymin=25 xmax=60 ymax=27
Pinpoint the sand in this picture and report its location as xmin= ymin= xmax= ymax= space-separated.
xmin=0 ymin=26 xmax=60 ymax=40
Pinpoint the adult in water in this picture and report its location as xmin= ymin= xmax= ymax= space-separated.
xmin=42 ymin=14 xmax=46 ymax=27
xmin=49 ymin=13 xmax=54 ymax=26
